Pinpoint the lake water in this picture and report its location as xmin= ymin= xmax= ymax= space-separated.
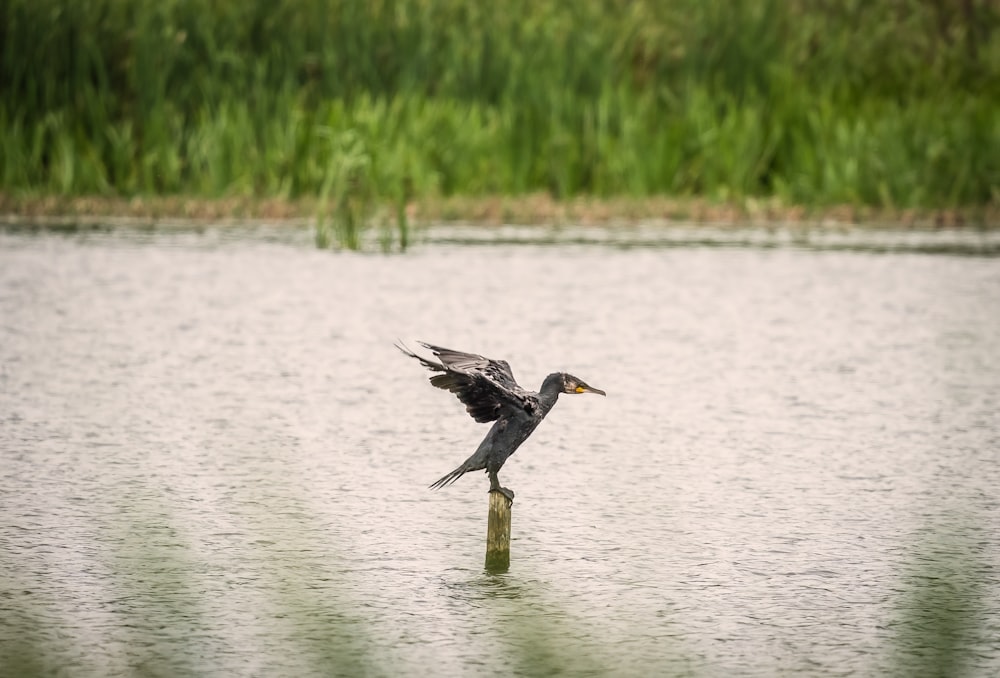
xmin=2 ymin=225 xmax=999 ymax=676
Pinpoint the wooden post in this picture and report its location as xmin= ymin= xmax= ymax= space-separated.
xmin=485 ymin=491 xmax=511 ymax=572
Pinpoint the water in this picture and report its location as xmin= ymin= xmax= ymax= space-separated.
xmin=2 ymin=226 xmax=999 ymax=676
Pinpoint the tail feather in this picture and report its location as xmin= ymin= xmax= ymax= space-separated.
xmin=429 ymin=464 xmax=470 ymax=491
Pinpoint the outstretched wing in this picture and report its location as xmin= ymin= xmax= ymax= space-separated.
xmin=397 ymin=341 xmax=530 ymax=423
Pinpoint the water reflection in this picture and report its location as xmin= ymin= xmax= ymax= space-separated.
xmin=1 ymin=228 xmax=998 ymax=676
xmin=891 ymin=521 xmax=992 ymax=677
xmin=447 ymin=572 xmax=615 ymax=677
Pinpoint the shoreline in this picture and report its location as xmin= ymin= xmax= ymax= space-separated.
xmin=2 ymin=193 xmax=997 ymax=231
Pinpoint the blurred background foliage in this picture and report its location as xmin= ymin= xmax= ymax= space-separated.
xmin=1 ymin=0 xmax=997 ymax=209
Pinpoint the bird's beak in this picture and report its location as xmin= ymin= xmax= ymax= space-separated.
xmin=577 ymin=384 xmax=606 ymax=396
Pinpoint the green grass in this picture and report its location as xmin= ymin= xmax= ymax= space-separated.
xmin=1 ymin=0 xmax=998 ymax=247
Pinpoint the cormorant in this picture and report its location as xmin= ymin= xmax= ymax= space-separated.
xmin=397 ymin=341 xmax=605 ymax=504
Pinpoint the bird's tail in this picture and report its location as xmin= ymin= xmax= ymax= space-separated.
xmin=429 ymin=463 xmax=469 ymax=491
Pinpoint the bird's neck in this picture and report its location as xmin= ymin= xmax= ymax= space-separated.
xmin=537 ymin=373 xmax=565 ymax=412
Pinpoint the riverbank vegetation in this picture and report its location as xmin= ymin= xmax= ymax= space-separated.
xmin=2 ymin=0 xmax=997 ymax=235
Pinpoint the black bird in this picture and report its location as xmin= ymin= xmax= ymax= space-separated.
xmin=397 ymin=341 xmax=606 ymax=504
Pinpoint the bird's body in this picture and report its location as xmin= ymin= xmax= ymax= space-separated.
xmin=397 ymin=342 xmax=605 ymax=503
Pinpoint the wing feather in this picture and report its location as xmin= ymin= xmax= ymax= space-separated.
xmin=397 ymin=341 xmax=529 ymax=423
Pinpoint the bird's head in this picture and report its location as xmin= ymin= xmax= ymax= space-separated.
xmin=561 ymin=373 xmax=606 ymax=396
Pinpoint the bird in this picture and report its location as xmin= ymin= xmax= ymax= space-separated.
xmin=397 ymin=341 xmax=605 ymax=504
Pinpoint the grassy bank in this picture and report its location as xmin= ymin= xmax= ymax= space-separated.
xmin=2 ymin=0 xmax=998 ymax=219
xmin=1 ymin=192 xmax=993 ymax=230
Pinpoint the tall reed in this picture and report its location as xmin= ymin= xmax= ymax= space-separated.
xmin=1 ymin=0 xmax=997 ymax=238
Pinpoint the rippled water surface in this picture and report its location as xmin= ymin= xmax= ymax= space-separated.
xmin=2 ymin=227 xmax=999 ymax=676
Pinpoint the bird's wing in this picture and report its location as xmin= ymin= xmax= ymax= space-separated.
xmin=397 ymin=341 xmax=531 ymax=423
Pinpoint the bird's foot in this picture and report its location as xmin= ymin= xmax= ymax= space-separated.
xmin=489 ymin=486 xmax=515 ymax=506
